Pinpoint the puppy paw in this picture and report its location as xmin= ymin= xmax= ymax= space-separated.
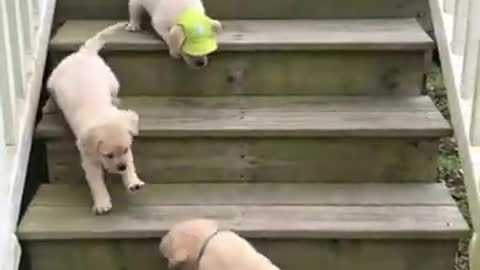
xmin=125 ymin=23 xmax=141 ymax=32
xmin=92 ymin=199 xmax=112 ymax=215
xmin=169 ymin=49 xmax=181 ymax=59
xmin=128 ymin=179 xmax=145 ymax=192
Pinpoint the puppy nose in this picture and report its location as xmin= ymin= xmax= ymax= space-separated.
xmin=194 ymin=59 xmax=206 ymax=67
xmin=117 ymin=164 xmax=127 ymax=171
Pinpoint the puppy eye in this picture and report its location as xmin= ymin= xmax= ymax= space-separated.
xmin=123 ymin=148 xmax=128 ymax=154
xmin=105 ymin=153 xmax=114 ymax=159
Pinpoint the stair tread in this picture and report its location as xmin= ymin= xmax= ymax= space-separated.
xmin=18 ymin=183 xmax=468 ymax=240
xmin=51 ymin=19 xmax=433 ymax=51
xmin=37 ymin=96 xmax=451 ymax=139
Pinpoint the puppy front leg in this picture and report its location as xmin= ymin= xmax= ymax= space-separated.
xmin=81 ymin=159 xmax=112 ymax=215
xmin=126 ymin=0 xmax=143 ymax=31
xmin=152 ymin=19 xmax=182 ymax=59
xmin=121 ymin=150 xmax=145 ymax=192
xmin=111 ymin=97 xmax=122 ymax=107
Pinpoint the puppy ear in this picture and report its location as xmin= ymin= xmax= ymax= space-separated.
xmin=168 ymin=25 xmax=185 ymax=58
xmin=121 ymin=109 xmax=139 ymax=136
xmin=76 ymin=127 xmax=103 ymax=160
xmin=210 ymin=19 xmax=222 ymax=33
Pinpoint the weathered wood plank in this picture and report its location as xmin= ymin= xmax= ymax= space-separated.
xmin=36 ymin=96 xmax=451 ymax=139
xmin=26 ymin=239 xmax=456 ymax=270
xmin=18 ymin=204 xmax=467 ymax=239
xmin=50 ymin=49 xmax=427 ymax=96
xmin=45 ymin=138 xmax=440 ymax=183
xmin=51 ymin=0 xmax=432 ymax=31
xmin=18 ymin=183 xmax=467 ymax=240
xmin=48 ymin=19 xmax=432 ymax=96
xmin=29 ymin=183 xmax=456 ymax=207
xmin=51 ymin=19 xmax=433 ymax=51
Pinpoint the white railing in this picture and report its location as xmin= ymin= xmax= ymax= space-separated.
xmin=430 ymin=0 xmax=480 ymax=269
xmin=0 ymin=0 xmax=55 ymax=269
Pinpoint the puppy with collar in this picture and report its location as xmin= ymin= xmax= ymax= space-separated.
xmin=44 ymin=22 xmax=145 ymax=215
xmin=126 ymin=0 xmax=222 ymax=68
xmin=160 ymin=219 xmax=281 ymax=270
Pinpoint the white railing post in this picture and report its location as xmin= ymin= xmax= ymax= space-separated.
xmin=0 ymin=98 xmax=8 ymax=270
xmin=31 ymin=0 xmax=40 ymax=34
xmin=19 ymin=0 xmax=36 ymax=91
xmin=444 ymin=0 xmax=456 ymax=14
xmin=19 ymin=0 xmax=34 ymax=53
xmin=0 ymin=0 xmax=18 ymax=145
xmin=5 ymin=0 xmax=27 ymax=99
xmin=471 ymin=233 xmax=480 ymax=270
xmin=460 ymin=0 xmax=480 ymax=99
xmin=452 ymin=0 xmax=469 ymax=55
xmin=470 ymin=41 xmax=480 ymax=145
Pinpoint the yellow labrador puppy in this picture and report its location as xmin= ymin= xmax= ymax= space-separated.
xmin=45 ymin=22 xmax=145 ymax=215
xmin=126 ymin=0 xmax=222 ymax=68
xmin=160 ymin=219 xmax=281 ymax=270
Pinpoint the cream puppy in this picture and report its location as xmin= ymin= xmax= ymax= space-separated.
xmin=126 ymin=0 xmax=222 ymax=68
xmin=160 ymin=219 xmax=281 ymax=270
xmin=45 ymin=22 xmax=145 ymax=215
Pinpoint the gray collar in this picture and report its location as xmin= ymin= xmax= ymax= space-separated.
xmin=195 ymin=230 xmax=222 ymax=267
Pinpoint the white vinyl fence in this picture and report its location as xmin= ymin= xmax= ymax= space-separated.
xmin=430 ymin=0 xmax=480 ymax=269
xmin=0 ymin=0 xmax=55 ymax=269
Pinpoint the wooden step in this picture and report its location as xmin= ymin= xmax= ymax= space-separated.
xmin=53 ymin=0 xmax=431 ymax=33
xmin=38 ymin=96 xmax=450 ymax=183
xmin=18 ymin=183 xmax=468 ymax=270
xmin=52 ymin=19 xmax=433 ymax=51
xmin=50 ymin=19 xmax=433 ymax=96
xmin=38 ymin=96 xmax=449 ymax=139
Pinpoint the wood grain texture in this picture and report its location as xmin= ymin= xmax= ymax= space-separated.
xmin=51 ymin=19 xmax=433 ymax=51
xmin=45 ymin=138 xmax=440 ymax=183
xmin=51 ymin=0 xmax=432 ymax=31
xmin=19 ymin=206 xmax=466 ymax=239
xmin=36 ymin=96 xmax=451 ymax=139
xmin=17 ymin=183 xmax=468 ymax=240
xmin=48 ymin=19 xmax=432 ymax=96
xmin=26 ymin=239 xmax=456 ymax=270
xmin=29 ymin=183 xmax=456 ymax=207
xmin=50 ymin=50 xmax=427 ymax=96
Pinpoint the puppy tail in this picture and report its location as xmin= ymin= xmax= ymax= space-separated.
xmin=79 ymin=22 xmax=128 ymax=54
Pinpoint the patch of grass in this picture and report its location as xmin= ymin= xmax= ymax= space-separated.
xmin=438 ymin=155 xmax=461 ymax=175
xmin=426 ymin=64 xmax=471 ymax=270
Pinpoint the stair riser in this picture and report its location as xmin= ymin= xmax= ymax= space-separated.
xmin=45 ymin=138 xmax=438 ymax=183
xmin=26 ymin=239 xmax=456 ymax=270
xmin=53 ymin=0 xmax=432 ymax=33
xmin=50 ymin=50 xmax=428 ymax=96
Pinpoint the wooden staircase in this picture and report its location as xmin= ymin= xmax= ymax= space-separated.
xmin=18 ymin=1 xmax=469 ymax=270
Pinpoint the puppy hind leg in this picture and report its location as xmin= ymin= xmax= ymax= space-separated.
xmin=42 ymin=97 xmax=58 ymax=114
xmin=126 ymin=0 xmax=144 ymax=31
xmin=121 ymin=150 xmax=145 ymax=192
xmin=81 ymin=159 xmax=113 ymax=215
xmin=108 ymin=72 xmax=121 ymax=107
xmin=110 ymin=84 xmax=121 ymax=107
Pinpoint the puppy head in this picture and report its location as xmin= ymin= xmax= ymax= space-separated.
xmin=77 ymin=110 xmax=139 ymax=173
xmin=169 ymin=18 xmax=222 ymax=68
xmin=160 ymin=219 xmax=219 ymax=269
